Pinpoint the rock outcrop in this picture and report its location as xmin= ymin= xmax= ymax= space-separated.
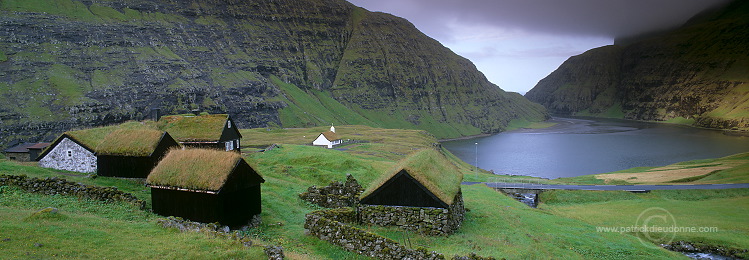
xmin=0 ymin=0 xmax=547 ymax=146
xmin=526 ymin=0 xmax=749 ymax=130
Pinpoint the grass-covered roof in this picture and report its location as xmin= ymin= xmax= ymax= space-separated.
xmin=96 ymin=129 xmax=166 ymax=156
xmin=146 ymin=149 xmax=242 ymax=192
xmin=45 ymin=121 xmax=157 ymax=152
xmin=156 ymin=114 xmax=229 ymax=142
xmin=361 ymin=149 xmax=463 ymax=205
xmin=321 ymin=131 xmax=340 ymax=141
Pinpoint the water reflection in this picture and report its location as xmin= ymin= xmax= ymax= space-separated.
xmin=443 ymin=117 xmax=749 ymax=179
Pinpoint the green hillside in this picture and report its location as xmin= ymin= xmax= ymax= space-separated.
xmin=525 ymin=0 xmax=749 ymax=131
xmin=0 ymin=0 xmax=546 ymax=147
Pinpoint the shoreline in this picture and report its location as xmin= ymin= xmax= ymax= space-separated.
xmin=438 ymin=133 xmax=492 ymax=142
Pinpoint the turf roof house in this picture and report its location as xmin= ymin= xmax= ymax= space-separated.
xmin=96 ymin=129 xmax=180 ymax=178
xmin=146 ymin=149 xmax=265 ymax=227
xmin=38 ymin=127 xmax=112 ymax=173
xmin=158 ymin=114 xmax=242 ymax=152
xmin=38 ymin=122 xmax=178 ymax=176
xmin=312 ymin=125 xmax=342 ymax=148
xmin=359 ymin=149 xmax=465 ymax=236
xmin=3 ymin=142 xmax=49 ymax=162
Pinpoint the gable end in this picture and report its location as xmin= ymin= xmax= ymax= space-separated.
xmin=360 ymin=170 xmax=449 ymax=208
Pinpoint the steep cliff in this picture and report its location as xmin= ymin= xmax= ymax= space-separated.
xmin=526 ymin=0 xmax=749 ymax=130
xmin=0 ymin=0 xmax=547 ymax=146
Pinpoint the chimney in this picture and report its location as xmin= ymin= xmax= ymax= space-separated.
xmin=151 ymin=108 xmax=161 ymax=121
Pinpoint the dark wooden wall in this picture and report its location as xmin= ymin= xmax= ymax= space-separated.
xmin=360 ymin=170 xmax=447 ymax=208
xmin=97 ymin=155 xmax=156 ymax=178
xmin=151 ymin=185 xmax=261 ymax=227
xmin=97 ymin=134 xmax=179 ymax=178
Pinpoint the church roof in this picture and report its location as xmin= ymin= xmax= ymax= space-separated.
xmin=321 ymin=131 xmax=340 ymax=141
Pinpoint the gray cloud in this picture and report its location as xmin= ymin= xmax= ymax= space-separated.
xmin=348 ymin=0 xmax=732 ymax=39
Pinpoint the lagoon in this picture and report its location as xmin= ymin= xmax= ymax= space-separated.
xmin=442 ymin=117 xmax=749 ymax=179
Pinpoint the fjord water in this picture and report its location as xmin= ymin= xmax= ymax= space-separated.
xmin=443 ymin=117 xmax=749 ymax=179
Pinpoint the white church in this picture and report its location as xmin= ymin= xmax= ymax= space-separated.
xmin=312 ymin=125 xmax=342 ymax=148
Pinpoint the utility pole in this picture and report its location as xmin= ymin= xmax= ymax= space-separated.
xmin=474 ymin=142 xmax=478 ymax=174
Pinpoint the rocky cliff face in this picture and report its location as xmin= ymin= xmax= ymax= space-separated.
xmin=526 ymin=0 xmax=749 ymax=130
xmin=0 ymin=0 xmax=547 ymax=146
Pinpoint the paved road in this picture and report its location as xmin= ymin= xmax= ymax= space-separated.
xmin=462 ymin=182 xmax=749 ymax=191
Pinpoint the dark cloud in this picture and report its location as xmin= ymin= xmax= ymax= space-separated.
xmin=348 ymin=0 xmax=732 ymax=39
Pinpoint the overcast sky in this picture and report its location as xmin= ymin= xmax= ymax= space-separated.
xmin=346 ymin=0 xmax=731 ymax=94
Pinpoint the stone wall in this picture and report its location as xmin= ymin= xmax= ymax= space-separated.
xmin=304 ymin=208 xmax=444 ymax=260
xmin=299 ymin=174 xmax=362 ymax=208
xmin=39 ymin=137 xmax=97 ymax=173
xmin=358 ymin=192 xmax=465 ymax=236
xmin=304 ymin=206 xmax=494 ymax=260
xmin=0 ymin=174 xmax=144 ymax=209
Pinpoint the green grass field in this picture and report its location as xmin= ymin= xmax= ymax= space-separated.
xmin=540 ymin=189 xmax=749 ymax=258
xmin=2 ymin=125 xmax=747 ymax=258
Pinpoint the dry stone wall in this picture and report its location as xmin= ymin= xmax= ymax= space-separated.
xmin=0 ymin=174 xmax=144 ymax=208
xmin=304 ymin=207 xmax=494 ymax=260
xmin=359 ymin=193 xmax=465 ymax=236
xmin=304 ymin=208 xmax=444 ymax=260
xmin=299 ymin=174 xmax=362 ymax=208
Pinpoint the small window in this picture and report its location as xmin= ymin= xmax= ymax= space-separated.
xmin=225 ymin=141 xmax=233 ymax=151
xmin=227 ymin=121 xmax=232 ymax=128
xmin=67 ymin=150 xmax=72 ymax=157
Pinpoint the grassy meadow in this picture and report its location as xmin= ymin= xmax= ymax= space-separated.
xmin=540 ymin=189 xmax=749 ymax=258
xmin=554 ymin=152 xmax=749 ymax=185
xmin=1 ymin=125 xmax=746 ymax=258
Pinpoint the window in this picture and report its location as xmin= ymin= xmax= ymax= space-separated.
xmin=227 ymin=121 xmax=232 ymax=128
xmin=67 ymin=150 xmax=72 ymax=157
xmin=235 ymin=140 xmax=239 ymax=149
xmin=225 ymin=141 xmax=234 ymax=151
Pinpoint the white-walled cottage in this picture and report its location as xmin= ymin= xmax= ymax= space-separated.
xmin=312 ymin=125 xmax=342 ymax=149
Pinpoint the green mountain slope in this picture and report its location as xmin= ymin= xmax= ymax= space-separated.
xmin=525 ymin=0 xmax=749 ymax=130
xmin=0 ymin=0 xmax=547 ymax=145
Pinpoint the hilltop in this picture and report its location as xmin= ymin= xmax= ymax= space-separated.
xmin=0 ymin=0 xmax=547 ymax=147
xmin=525 ymin=0 xmax=749 ymax=131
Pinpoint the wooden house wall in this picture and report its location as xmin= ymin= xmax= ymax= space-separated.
xmin=220 ymin=117 xmax=241 ymax=152
xmin=360 ymin=170 xmax=447 ymax=208
xmin=181 ymin=142 xmax=222 ymax=150
xmin=151 ymin=185 xmax=261 ymax=227
xmin=97 ymin=155 xmax=157 ymax=178
xmin=219 ymin=117 xmax=242 ymax=142
xmin=97 ymin=134 xmax=178 ymax=178
xmin=5 ymin=152 xmax=31 ymax=162
xmin=28 ymin=149 xmax=43 ymax=161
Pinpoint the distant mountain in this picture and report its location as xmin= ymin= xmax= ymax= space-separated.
xmin=0 ymin=0 xmax=547 ymax=146
xmin=526 ymin=0 xmax=748 ymax=130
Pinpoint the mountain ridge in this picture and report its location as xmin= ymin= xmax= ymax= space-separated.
xmin=526 ymin=0 xmax=749 ymax=130
xmin=0 ymin=0 xmax=547 ymax=146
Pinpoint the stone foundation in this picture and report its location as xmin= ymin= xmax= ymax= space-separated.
xmin=358 ymin=192 xmax=464 ymax=236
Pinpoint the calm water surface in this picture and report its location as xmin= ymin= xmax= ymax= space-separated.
xmin=443 ymin=117 xmax=749 ymax=179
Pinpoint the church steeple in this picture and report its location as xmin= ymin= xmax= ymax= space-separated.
xmin=330 ymin=124 xmax=336 ymax=133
